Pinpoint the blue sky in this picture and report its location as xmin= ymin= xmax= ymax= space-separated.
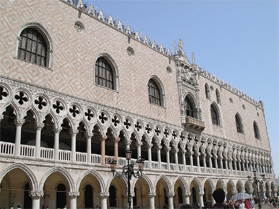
xmin=86 ymin=0 xmax=279 ymax=177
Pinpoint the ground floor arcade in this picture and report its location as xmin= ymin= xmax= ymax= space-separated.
xmin=0 ymin=162 xmax=277 ymax=209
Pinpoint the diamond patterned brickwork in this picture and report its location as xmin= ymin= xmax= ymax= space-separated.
xmin=0 ymin=0 xmax=181 ymax=126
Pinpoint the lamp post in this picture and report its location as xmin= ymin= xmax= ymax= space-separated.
xmin=110 ymin=149 xmax=145 ymax=209
xmin=248 ymin=171 xmax=266 ymax=209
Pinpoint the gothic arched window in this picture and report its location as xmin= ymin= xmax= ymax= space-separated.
xmin=148 ymin=78 xmax=162 ymax=106
xmin=211 ymin=104 xmax=220 ymax=125
xmin=185 ymin=96 xmax=194 ymax=118
xmin=253 ymin=121 xmax=260 ymax=139
xmin=235 ymin=114 xmax=244 ymax=133
xmin=95 ymin=57 xmax=114 ymax=89
xmin=18 ymin=28 xmax=47 ymax=67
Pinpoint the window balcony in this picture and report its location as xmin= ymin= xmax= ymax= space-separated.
xmin=184 ymin=116 xmax=205 ymax=131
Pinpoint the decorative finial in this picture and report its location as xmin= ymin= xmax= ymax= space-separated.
xmin=178 ymin=39 xmax=186 ymax=56
xmin=174 ymin=40 xmax=177 ymax=54
xmin=192 ymin=51 xmax=195 ymax=64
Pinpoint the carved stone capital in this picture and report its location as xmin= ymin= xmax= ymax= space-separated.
xmin=53 ymin=127 xmax=62 ymax=133
xmin=30 ymin=191 xmax=44 ymax=198
xmin=68 ymin=191 xmax=80 ymax=197
xmin=15 ymin=118 xmax=25 ymax=126
xmin=147 ymin=192 xmax=156 ymax=198
xmin=98 ymin=192 xmax=108 ymax=199
xmin=36 ymin=122 xmax=45 ymax=130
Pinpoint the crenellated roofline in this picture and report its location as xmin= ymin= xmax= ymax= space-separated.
xmin=61 ymin=0 xmax=173 ymax=57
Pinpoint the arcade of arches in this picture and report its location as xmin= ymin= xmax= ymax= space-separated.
xmin=0 ymin=163 xmax=277 ymax=209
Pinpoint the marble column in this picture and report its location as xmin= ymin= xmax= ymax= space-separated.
xmin=157 ymin=146 xmax=161 ymax=170
xmin=137 ymin=142 xmax=142 ymax=159
xmin=148 ymin=144 xmax=152 ymax=169
xmin=184 ymin=193 xmax=190 ymax=204
xmin=15 ymin=118 xmax=25 ymax=156
xmin=199 ymin=193 xmax=204 ymax=208
xmin=71 ymin=129 xmax=78 ymax=163
xmin=114 ymin=137 xmax=120 ymax=163
xmin=168 ymin=193 xmax=174 ymax=209
xmin=35 ymin=123 xmax=44 ymax=158
xmin=31 ymin=191 xmax=44 ymax=209
xmin=166 ymin=147 xmax=170 ymax=170
xmin=86 ymin=133 xmax=93 ymax=164
xmin=101 ymin=135 xmax=106 ymax=165
xmin=174 ymin=148 xmax=179 ymax=171
xmin=69 ymin=192 xmax=79 ymax=209
xmin=148 ymin=193 xmax=156 ymax=209
xmin=54 ymin=127 xmax=62 ymax=161
xmin=182 ymin=150 xmax=186 ymax=172
xmin=99 ymin=193 xmax=108 ymax=209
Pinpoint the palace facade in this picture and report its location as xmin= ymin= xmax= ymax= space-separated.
xmin=0 ymin=0 xmax=276 ymax=209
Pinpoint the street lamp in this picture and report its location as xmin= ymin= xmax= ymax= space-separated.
xmin=248 ymin=171 xmax=266 ymax=209
xmin=109 ymin=149 xmax=145 ymax=209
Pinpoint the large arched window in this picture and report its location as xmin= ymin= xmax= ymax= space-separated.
xmin=148 ymin=78 xmax=162 ymax=106
xmin=253 ymin=121 xmax=260 ymax=139
xmin=95 ymin=57 xmax=114 ymax=89
xmin=235 ymin=114 xmax=244 ymax=133
xmin=210 ymin=104 xmax=220 ymax=125
xmin=18 ymin=28 xmax=47 ymax=67
xmin=185 ymin=96 xmax=194 ymax=118
xmin=205 ymin=84 xmax=210 ymax=99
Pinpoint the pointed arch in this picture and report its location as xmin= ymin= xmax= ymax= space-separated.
xmin=0 ymin=163 xmax=38 ymax=191
xmin=253 ymin=121 xmax=261 ymax=139
xmin=191 ymin=177 xmax=203 ymax=193
xmin=39 ymin=167 xmax=75 ymax=192
xmin=235 ymin=113 xmax=244 ymax=134
xmin=210 ymin=103 xmax=221 ymax=126
xmin=155 ymin=175 xmax=173 ymax=194
xmin=174 ymin=176 xmax=190 ymax=195
xmin=76 ymin=169 xmax=105 ymax=194
xmin=185 ymin=94 xmax=197 ymax=118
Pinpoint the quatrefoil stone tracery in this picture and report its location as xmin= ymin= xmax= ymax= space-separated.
xmin=0 ymin=86 xmax=8 ymax=101
xmin=35 ymin=96 xmax=47 ymax=110
xmin=15 ymin=91 xmax=28 ymax=105
xmin=69 ymin=105 xmax=80 ymax=118
xmin=85 ymin=109 xmax=94 ymax=121
xmin=52 ymin=100 xmax=64 ymax=114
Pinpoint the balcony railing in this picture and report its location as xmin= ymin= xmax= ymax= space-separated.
xmin=0 ymin=141 xmax=273 ymax=178
xmin=185 ymin=116 xmax=205 ymax=131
